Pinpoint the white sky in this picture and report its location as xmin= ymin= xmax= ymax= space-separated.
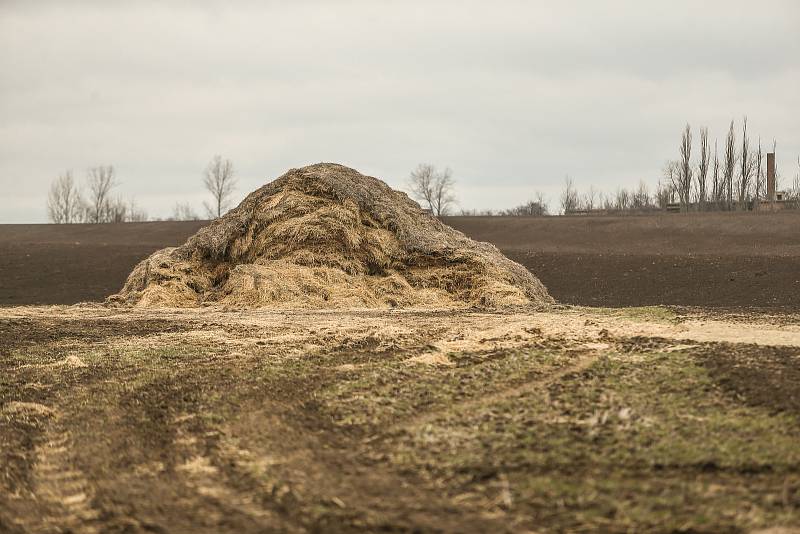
xmin=1 ymin=0 xmax=798 ymax=222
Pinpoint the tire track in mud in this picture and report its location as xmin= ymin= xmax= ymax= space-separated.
xmin=32 ymin=413 xmax=100 ymax=533
xmin=211 ymin=404 xmax=510 ymax=533
xmin=394 ymin=349 xmax=603 ymax=433
xmin=169 ymin=412 xmax=288 ymax=530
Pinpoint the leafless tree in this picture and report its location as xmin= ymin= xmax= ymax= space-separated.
xmin=663 ymin=160 xmax=680 ymax=206
xmin=754 ymin=138 xmax=764 ymax=202
xmin=771 ymin=139 xmax=779 ymax=193
xmin=85 ymin=166 xmax=116 ymax=223
xmin=696 ymin=127 xmax=710 ymax=209
xmin=737 ymin=117 xmax=756 ymax=210
xmin=711 ymin=140 xmax=722 ymax=207
xmin=106 ymin=196 xmax=129 ymax=223
xmin=787 ymin=156 xmax=800 ymax=204
xmin=203 ymin=155 xmax=237 ymax=218
xmin=127 ymin=199 xmax=148 ymax=222
xmin=502 ymin=195 xmax=548 ymax=216
xmin=602 ymin=192 xmax=614 ymax=211
xmin=408 ymin=164 xmax=457 ymax=216
xmin=534 ymin=191 xmax=548 ymax=214
xmin=582 ymin=185 xmax=599 ymax=211
xmin=723 ymin=120 xmax=737 ymax=210
xmin=559 ymin=176 xmax=579 ymax=214
xmin=655 ymin=179 xmax=674 ymax=209
xmin=614 ymin=186 xmax=631 ymax=211
xmin=793 ymin=157 xmax=800 ymax=204
xmin=172 ymin=202 xmax=200 ymax=221
xmin=47 ymin=172 xmax=84 ymax=223
xmin=632 ymin=180 xmax=651 ymax=209
xmin=675 ymin=124 xmax=693 ymax=210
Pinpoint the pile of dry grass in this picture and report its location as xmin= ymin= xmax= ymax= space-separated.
xmin=109 ymin=163 xmax=553 ymax=309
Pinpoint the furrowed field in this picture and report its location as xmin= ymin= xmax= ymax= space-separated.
xmin=2 ymin=212 xmax=799 ymax=533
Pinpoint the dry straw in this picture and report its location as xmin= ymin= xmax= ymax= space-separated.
xmin=109 ymin=163 xmax=553 ymax=309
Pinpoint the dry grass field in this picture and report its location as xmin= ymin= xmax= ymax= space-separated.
xmin=1 ymin=212 xmax=800 ymax=532
xmin=2 ymin=305 xmax=799 ymax=532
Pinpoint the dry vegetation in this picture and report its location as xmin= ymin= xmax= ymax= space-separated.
xmin=1 ymin=305 xmax=799 ymax=532
xmin=109 ymin=163 xmax=551 ymax=309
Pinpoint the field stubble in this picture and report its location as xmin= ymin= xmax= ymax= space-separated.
xmin=1 ymin=304 xmax=799 ymax=532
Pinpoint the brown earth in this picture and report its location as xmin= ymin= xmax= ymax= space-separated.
xmin=2 ymin=305 xmax=799 ymax=533
xmin=3 ymin=213 xmax=800 ymax=532
xmin=443 ymin=212 xmax=800 ymax=309
xmin=2 ymin=211 xmax=799 ymax=308
xmin=0 ymin=222 xmax=205 ymax=306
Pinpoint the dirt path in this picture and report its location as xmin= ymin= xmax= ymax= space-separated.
xmin=32 ymin=414 xmax=100 ymax=533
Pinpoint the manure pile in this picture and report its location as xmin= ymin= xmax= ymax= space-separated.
xmin=109 ymin=163 xmax=553 ymax=309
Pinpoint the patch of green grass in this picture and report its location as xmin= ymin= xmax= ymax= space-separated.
xmin=384 ymin=348 xmax=800 ymax=532
xmin=315 ymin=348 xmax=569 ymax=429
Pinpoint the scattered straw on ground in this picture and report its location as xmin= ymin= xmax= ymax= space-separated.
xmin=108 ymin=163 xmax=552 ymax=309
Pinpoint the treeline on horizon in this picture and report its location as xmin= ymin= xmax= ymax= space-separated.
xmin=464 ymin=118 xmax=800 ymax=217
xmin=45 ymin=126 xmax=800 ymax=223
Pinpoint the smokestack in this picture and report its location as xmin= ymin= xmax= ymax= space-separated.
xmin=767 ymin=152 xmax=776 ymax=201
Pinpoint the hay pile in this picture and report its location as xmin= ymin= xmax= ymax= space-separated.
xmin=109 ymin=163 xmax=553 ymax=309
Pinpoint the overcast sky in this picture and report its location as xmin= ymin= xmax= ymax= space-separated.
xmin=1 ymin=0 xmax=798 ymax=222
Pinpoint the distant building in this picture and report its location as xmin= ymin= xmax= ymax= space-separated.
xmin=760 ymin=152 xmax=792 ymax=211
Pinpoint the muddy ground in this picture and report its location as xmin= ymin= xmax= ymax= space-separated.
xmin=2 ymin=212 xmax=799 ymax=308
xmin=2 ymin=304 xmax=799 ymax=533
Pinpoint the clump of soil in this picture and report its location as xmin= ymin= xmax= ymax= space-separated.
xmin=109 ymin=163 xmax=552 ymax=309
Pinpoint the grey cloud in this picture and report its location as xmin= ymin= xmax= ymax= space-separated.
xmin=1 ymin=0 xmax=798 ymax=222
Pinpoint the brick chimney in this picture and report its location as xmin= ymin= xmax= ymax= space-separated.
xmin=767 ymin=152 xmax=776 ymax=201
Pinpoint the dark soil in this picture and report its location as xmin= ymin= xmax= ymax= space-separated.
xmin=445 ymin=212 xmax=800 ymax=309
xmin=0 ymin=316 xmax=190 ymax=355
xmin=507 ymin=251 xmax=800 ymax=307
xmin=1 ymin=212 xmax=799 ymax=308
xmin=0 ymin=222 xmax=205 ymax=306
xmin=698 ymin=343 xmax=800 ymax=414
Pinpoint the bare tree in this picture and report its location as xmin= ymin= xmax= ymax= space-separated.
xmin=793 ymin=157 xmax=800 ymax=204
xmin=85 ymin=166 xmax=116 ymax=223
xmin=655 ymin=179 xmax=674 ymax=209
xmin=172 ymin=202 xmax=200 ymax=221
xmin=559 ymin=176 xmax=579 ymax=214
xmin=723 ymin=120 xmax=737 ymax=210
xmin=632 ymin=180 xmax=651 ymax=209
xmin=697 ymin=127 xmax=709 ymax=209
xmin=127 ymin=199 xmax=148 ymax=222
xmin=754 ymin=138 xmax=764 ymax=202
xmin=772 ymin=139 xmax=779 ymax=193
xmin=502 ymin=196 xmax=548 ymax=216
xmin=107 ymin=196 xmax=129 ymax=223
xmin=675 ymin=124 xmax=693 ymax=210
xmin=408 ymin=164 xmax=457 ymax=216
xmin=582 ymin=185 xmax=599 ymax=211
xmin=711 ymin=140 xmax=722 ymax=207
xmin=47 ymin=172 xmax=83 ymax=223
xmin=431 ymin=167 xmax=456 ymax=216
xmin=601 ymin=192 xmax=613 ymax=211
xmin=203 ymin=155 xmax=237 ymax=218
xmin=534 ymin=191 xmax=548 ymax=214
xmin=737 ymin=117 xmax=756 ymax=210
xmin=614 ymin=186 xmax=631 ymax=211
